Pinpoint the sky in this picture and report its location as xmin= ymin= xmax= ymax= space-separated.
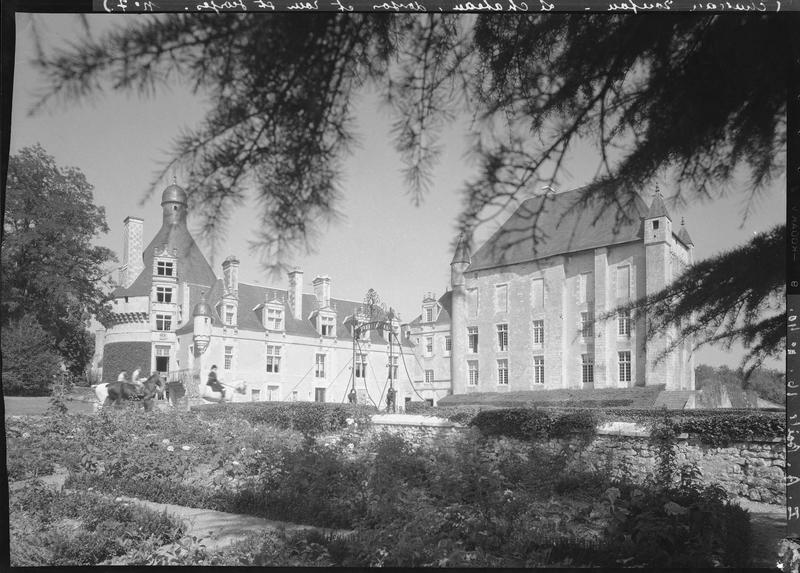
xmin=9 ymin=14 xmax=786 ymax=369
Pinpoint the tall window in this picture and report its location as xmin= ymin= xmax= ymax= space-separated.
xmin=315 ymin=353 xmax=326 ymax=378
xmin=497 ymin=323 xmax=508 ymax=351
xmin=617 ymin=265 xmax=631 ymax=300
xmin=425 ymin=306 xmax=434 ymax=322
xmin=444 ymin=336 xmax=452 ymax=354
xmin=266 ymin=307 xmax=283 ymax=330
xmin=495 ymin=284 xmax=508 ymax=312
xmin=468 ymin=361 xmax=479 ymax=386
xmin=355 ymin=354 xmax=367 ymax=380
xmin=467 ymin=288 xmax=478 ymax=317
xmin=156 ymin=286 xmax=173 ymax=303
xmin=425 ymin=369 xmax=434 ymax=384
xmin=532 ymin=278 xmax=544 ymax=308
xmin=618 ymin=309 xmax=631 ymax=336
xmin=619 ymin=351 xmax=632 ymax=383
xmin=225 ymin=305 xmax=235 ymax=326
xmin=468 ymin=327 xmax=478 ymax=353
xmin=320 ymin=315 xmax=335 ymax=336
xmin=533 ymin=320 xmax=544 ymax=345
xmin=497 ymin=359 xmax=509 ymax=385
xmin=224 ymin=346 xmax=234 ymax=370
xmin=581 ymin=312 xmax=593 ymax=339
xmin=266 ymin=345 xmax=281 ymax=373
xmin=387 ymin=355 xmax=398 ymax=380
xmin=533 ymin=356 xmax=545 ymax=385
xmin=156 ymin=261 xmax=174 ymax=276
xmin=267 ymin=386 xmax=279 ymax=401
xmin=425 ymin=336 xmax=434 ymax=357
xmin=315 ymin=388 xmax=326 ymax=403
xmin=582 ymin=354 xmax=594 ymax=385
xmin=155 ymin=313 xmax=172 ymax=331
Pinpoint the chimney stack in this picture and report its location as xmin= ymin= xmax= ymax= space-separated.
xmin=120 ymin=216 xmax=144 ymax=288
xmin=288 ymin=268 xmax=304 ymax=320
xmin=222 ymin=255 xmax=240 ymax=294
xmin=313 ymin=275 xmax=331 ymax=309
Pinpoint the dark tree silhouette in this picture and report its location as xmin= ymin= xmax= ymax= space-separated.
xmin=29 ymin=14 xmax=790 ymax=369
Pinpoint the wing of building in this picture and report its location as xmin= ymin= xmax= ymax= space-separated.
xmin=98 ymin=183 xmax=415 ymax=406
xmin=406 ymin=185 xmax=696 ymax=398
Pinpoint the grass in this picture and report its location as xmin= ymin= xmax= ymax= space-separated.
xmin=4 ymin=396 xmax=96 ymax=416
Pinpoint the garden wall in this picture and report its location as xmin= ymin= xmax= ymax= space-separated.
xmin=362 ymin=415 xmax=785 ymax=504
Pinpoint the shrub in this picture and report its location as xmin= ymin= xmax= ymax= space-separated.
xmin=2 ymin=314 xmax=63 ymax=396
xmin=470 ymin=408 xmax=598 ymax=441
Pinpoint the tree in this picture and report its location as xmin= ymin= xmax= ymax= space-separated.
xmin=30 ymin=15 xmax=790 ymax=369
xmin=1 ymin=314 xmax=63 ymax=396
xmin=2 ymin=145 xmax=116 ymax=376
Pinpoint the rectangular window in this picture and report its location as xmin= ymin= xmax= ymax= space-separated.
xmin=315 ymin=354 xmax=326 ymax=378
xmin=291 ymin=390 xmax=298 ymax=402
xmin=468 ymin=327 xmax=479 ymax=353
xmin=320 ymin=315 xmax=335 ymax=336
xmin=425 ymin=369 xmax=434 ymax=384
xmin=156 ymin=286 xmax=173 ymax=303
xmin=224 ymin=346 xmax=233 ymax=370
xmin=495 ymin=284 xmax=508 ymax=312
xmin=155 ymin=313 xmax=172 ymax=331
xmin=467 ymin=288 xmax=478 ymax=317
xmin=497 ymin=359 xmax=509 ymax=385
xmin=468 ymin=360 xmax=479 ymax=386
xmin=497 ymin=323 xmax=508 ymax=351
xmin=617 ymin=265 xmax=631 ymax=300
xmin=387 ymin=355 xmax=398 ymax=380
xmin=619 ymin=351 xmax=632 ymax=383
xmin=225 ymin=305 xmax=235 ymax=326
xmin=618 ymin=309 xmax=631 ymax=336
xmin=533 ymin=320 xmax=544 ymax=345
xmin=582 ymin=354 xmax=594 ymax=385
xmin=266 ymin=345 xmax=281 ymax=373
xmin=250 ymin=388 xmax=261 ymax=402
xmin=581 ymin=312 xmax=593 ymax=339
xmin=531 ymin=278 xmax=544 ymax=309
xmin=425 ymin=307 xmax=434 ymax=322
xmin=577 ymin=272 xmax=593 ymax=303
xmin=355 ymin=354 xmax=367 ymax=379
xmin=267 ymin=385 xmax=279 ymax=401
xmin=653 ymin=220 xmax=660 ymax=230
xmin=533 ymin=356 xmax=544 ymax=385
xmin=266 ymin=307 xmax=283 ymax=330
xmin=444 ymin=336 xmax=452 ymax=354
xmin=314 ymin=388 xmax=326 ymax=403
xmin=156 ymin=260 xmax=174 ymax=276
xmin=425 ymin=336 xmax=434 ymax=357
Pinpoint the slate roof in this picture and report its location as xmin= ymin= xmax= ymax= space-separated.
xmin=406 ymin=290 xmax=452 ymax=328
xmin=468 ymin=185 xmax=649 ymax=272
xmin=676 ymin=223 xmax=694 ymax=247
xmin=114 ymin=220 xmax=217 ymax=298
xmin=646 ymin=191 xmax=672 ymax=220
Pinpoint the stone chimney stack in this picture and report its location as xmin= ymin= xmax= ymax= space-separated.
xmin=222 ymin=255 xmax=240 ymax=294
xmin=313 ymin=275 xmax=331 ymax=309
xmin=288 ymin=268 xmax=304 ymax=320
xmin=119 ymin=216 xmax=144 ymax=288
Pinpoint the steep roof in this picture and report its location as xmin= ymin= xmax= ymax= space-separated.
xmin=407 ymin=290 xmax=452 ymax=328
xmin=468 ymin=185 xmax=648 ymax=272
xmin=114 ymin=221 xmax=217 ymax=297
xmin=451 ymin=234 xmax=471 ymax=265
xmin=676 ymin=222 xmax=694 ymax=246
xmin=645 ymin=191 xmax=672 ymax=220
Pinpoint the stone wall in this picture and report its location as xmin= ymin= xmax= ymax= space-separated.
xmin=364 ymin=416 xmax=785 ymax=505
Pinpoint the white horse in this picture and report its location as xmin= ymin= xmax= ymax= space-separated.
xmin=92 ymin=383 xmax=109 ymax=412
xmin=200 ymin=379 xmax=247 ymax=403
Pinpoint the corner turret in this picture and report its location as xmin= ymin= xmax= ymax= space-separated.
xmin=161 ymin=182 xmax=188 ymax=226
xmin=192 ymin=295 xmax=212 ymax=354
xmin=643 ymin=187 xmax=672 ymax=245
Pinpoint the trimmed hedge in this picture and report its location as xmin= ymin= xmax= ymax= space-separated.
xmin=470 ymin=408 xmax=599 ymax=440
xmin=192 ymin=401 xmax=377 ymax=437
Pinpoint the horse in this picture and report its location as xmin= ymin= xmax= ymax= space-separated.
xmin=103 ymin=372 xmax=165 ymax=411
xmin=200 ymin=379 xmax=247 ymax=403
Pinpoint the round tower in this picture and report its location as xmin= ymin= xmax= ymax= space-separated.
xmin=192 ymin=298 xmax=213 ymax=355
xmin=450 ymin=234 xmax=471 ymax=395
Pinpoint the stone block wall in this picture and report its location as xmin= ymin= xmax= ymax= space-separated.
xmin=364 ymin=417 xmax=785 ymax=505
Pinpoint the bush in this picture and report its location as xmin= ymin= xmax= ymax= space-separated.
xmin=2 ymin=314 xmax=63 ymax=396
xmin=470 ymin=408 xmax=598 ymax=441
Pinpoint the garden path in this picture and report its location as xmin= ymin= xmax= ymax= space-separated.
xmin=734 ymin=499 xmax=785 ymax=568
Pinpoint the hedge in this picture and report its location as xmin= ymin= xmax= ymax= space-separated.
xmin=192 ymin=401 xmax=377 ymax=437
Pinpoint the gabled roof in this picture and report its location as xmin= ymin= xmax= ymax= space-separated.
xmin=114 ymin=221 xmax=217 ymax=297
xmin=407 ymin=290 xmax=452 ymax=328
xmin=468 ymin=185 xmax=648 ymax=272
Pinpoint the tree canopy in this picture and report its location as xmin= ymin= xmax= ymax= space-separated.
xmin=2 ymin=145 xmax=116 ymax=376
xmin=29 ymin=14 xmax=790 ymax=369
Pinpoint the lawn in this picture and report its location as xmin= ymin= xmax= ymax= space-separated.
xmin=4 ymin=395 xmax=96 ymax=416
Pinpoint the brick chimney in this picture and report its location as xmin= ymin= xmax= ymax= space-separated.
xmin=119 ymin=216 xmax=144 ymax=288
xmin=288 ymin=268 xmax=304 ymax=320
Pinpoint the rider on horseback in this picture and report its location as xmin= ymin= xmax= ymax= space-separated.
xmin=207 ymin=365 xmax=226 ymax=399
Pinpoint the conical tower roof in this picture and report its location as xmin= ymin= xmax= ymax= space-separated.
xmin=646 ymin=188 xmax=672 ymax=220
xmin=451 ymin=234 xmax=471 ymax=265
xmin=677 ymin=217 xmax=694 ymax=246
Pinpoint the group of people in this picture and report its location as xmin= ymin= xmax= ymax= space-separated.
xmin=115 ymin=369 xmax=165 ymax=399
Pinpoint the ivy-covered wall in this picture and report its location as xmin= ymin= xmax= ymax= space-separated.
xmin=102 ymin=342 xmax=152 ymax=383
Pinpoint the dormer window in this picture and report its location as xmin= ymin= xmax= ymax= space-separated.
xmin=425 ymin=307 xmax=434 ymax=322
xmin=157 ymin=261 xmax=174 ymax=276
xmin=156 ymin=286 xmax=173 ymax=303
xmin=320 ymin=315 xmax=335 ymax=337
xmin=225 ymin=305 xmax=235 ymax=326
xmin=266 ymin=307 xmax=284 ymax=331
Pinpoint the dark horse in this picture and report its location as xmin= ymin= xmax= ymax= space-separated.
xmin=104 ymin=372 xmax=164 ymax=412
